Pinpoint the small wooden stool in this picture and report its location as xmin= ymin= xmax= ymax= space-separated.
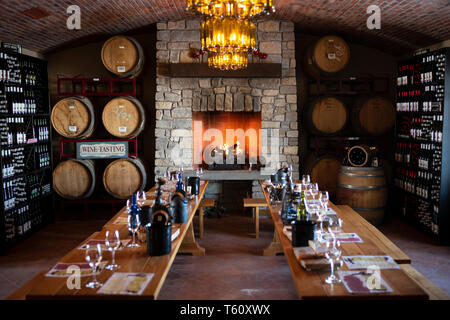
xmin=198 ymin=198 xmax=215 ymax=238
xmin=243 ymin=198 xmax=267 ymax=238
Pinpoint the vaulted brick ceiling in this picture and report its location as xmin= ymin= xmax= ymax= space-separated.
xmin=0 ymin=0 xmax=449 ymax=55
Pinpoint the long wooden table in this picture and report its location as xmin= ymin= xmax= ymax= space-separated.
xmin=260 ymin=181 xmax=428 ymax=300
xmin=12 ymin=181 xmax=208 ymax=300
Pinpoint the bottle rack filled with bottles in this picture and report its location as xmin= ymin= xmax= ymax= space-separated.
xmin=0 ymin=49 xmax=53 ymax=253
xmin=394 ymin=47 xmax=450 ymax=244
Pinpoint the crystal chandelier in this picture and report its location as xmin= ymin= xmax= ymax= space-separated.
xmin=186 ymin=0 xmax=275 ymax=70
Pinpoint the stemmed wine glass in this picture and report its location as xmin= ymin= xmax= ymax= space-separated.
xmin=127 ymin=213 xmax=141 ymax=248
xmin=328 ymin=217 xmax=343 ymax=234
xmin=85 ymin=244 xmax=103 ymax=288
xmin=137 ymin=191 xmax=146 ymax=207
xmin=302 ymin=174 xmax=311 ymax=185
xmin=315 ymin=203 xmax=328 ymax=246
xmin=304 ymin=191 xmax=319 ymax=218
xmin=325 ymin=230 xmax=342 ymax=284
xmin=319 ymin=191 xmax=329 ymax=213
xmin=105 ymin=230 xmax=121 ymax=271
xmin=164 ymin=169 xmax=171 ymax=182
xmin=319 ymin=191 xmax=329 ymax=204
xmin=310 ymin=183 xmax=319 ymax=199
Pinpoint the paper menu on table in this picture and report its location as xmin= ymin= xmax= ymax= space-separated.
xmin=343 ymin=256 xmax=400 ymax=270
xmin=322 ymin=232 xmax=363 ymax=243
xmin=113 ymin=216 xmax=128 ymax=225
xmin=78 ymin=239 xmax=130 ymax=251
xmin=171 ymin=227 xmax=180 ymax=242
xmin=338 ymin=271 xmax=393 ymax=294
xmin=97 ymin=273 xmax=154 ymax=296
xmin=45 ymin=262 xmax=108 ymax=278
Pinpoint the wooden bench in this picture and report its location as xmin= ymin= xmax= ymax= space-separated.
xmin=243 ymin=198 xmax=267 ymax=239
xmin=197 ymin=198 xmax=215 ymax=239
xmin=401 ymin=264 xmax=449 ymax=300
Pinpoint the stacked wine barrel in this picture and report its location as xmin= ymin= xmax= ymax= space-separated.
xmin=101 ymin=35 xmax=144 ymax=78
xmin=52 ymin=36 xmax=148 ymax=200
xmin=302 ymin=35 xmax=394 ymax=214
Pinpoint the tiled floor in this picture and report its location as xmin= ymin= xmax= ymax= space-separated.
xmin=0 ymin=212 xmax=449 ymax=299
xmin=379 ymin=217 xmax=450 ymax=296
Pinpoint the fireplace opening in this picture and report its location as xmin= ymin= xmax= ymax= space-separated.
xmin=193 ymin=111 xmax=262 ymax=170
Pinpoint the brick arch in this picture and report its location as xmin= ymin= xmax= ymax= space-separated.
xmin=0 ymin=1 xmax=449 ymax=55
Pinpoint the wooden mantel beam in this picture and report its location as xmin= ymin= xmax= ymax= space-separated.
xmin=163 ymin=63 xmax=282 ymax=78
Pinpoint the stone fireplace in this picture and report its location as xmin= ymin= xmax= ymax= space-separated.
xmin=155 ymin=19 xmax=298 ymax=199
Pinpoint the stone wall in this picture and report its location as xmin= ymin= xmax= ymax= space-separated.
xmin=155 ymin=19 xmax=299 ymax=198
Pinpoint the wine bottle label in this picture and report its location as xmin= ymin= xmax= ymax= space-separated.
xmin=117 ymin=66 xmax=126 ymax=73
xmin=69 ymin=125 xmax=77 ymax=132
xmin=118 ymin=126 xmax=127 ymax=133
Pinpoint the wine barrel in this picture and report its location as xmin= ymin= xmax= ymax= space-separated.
xmin=101 ymin=36 xmax=144 ymax=78
xmin=303 ymin=154 xmax=341 ymax=196
xmin=103 ymin=158 xmax=147 ymax=199
xmin=51 ymin=97 xmax=95 ymax=139
xmin=305 ymin=96 xmax=348 ymax=135
xmin=53 ymin=160 xmax=96 ymax=199
xmin=304 ymin=35 xmax=350 ymax=77
xmin=351 ymin=96 xmax=395 ymax=136
xmin=336 ymin=166 xmax=388 ymax=226
xmin=102 ymin=96 xmax=146 ymax=138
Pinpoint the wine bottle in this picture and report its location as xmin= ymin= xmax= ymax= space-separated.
xmin=129 ymin=193 xmax=141 ymax=216
xmin=176 ymin=173 xmax=184 ymax=192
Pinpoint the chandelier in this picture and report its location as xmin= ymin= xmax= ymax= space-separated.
xmin=186 ymin=1 xmax=275 ymax=70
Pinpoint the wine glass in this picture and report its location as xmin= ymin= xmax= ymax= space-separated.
xmin=302 ymin=174 xmax=311 ymax=185
xmin=305 ymin=194 xmax=320 ymax=218
xmin=125 ymin=199 xmax=131 ymax=213
xmin=310 ymin=183 xmax=319 ymax=199
xmin=127 ymin=213 xmax=141 ymax=248
xmin=315 ymin=204 xmax=328 ymax=246
xmin=328 ymin=217 xmax=343 ymax=234
xmin=105 ymin=230 xmax=121 ymax=270
xmin=137 ymin=191 xmax=146 ymax=207
xmin=85 ymin=244 xmax=103 ymax=288
xmin=325 ymin=239 xmax=342 ymax=284
xmin=319 ymin=191 xmax=329 ymax=204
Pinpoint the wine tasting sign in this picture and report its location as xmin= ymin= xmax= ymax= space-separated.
xmin=76 ymin=141 xmax=128 ymax=159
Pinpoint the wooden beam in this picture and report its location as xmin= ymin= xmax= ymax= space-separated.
xmin=165 ymin=63 xmax=282 ymax=78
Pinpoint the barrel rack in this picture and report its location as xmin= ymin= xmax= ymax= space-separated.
xmin=54 ymin=76 xmax=141 ymax=216
xmin=307 ymin=75 xmax=390 ymax=96
xmin=57 ymin=77 xmax=137 ymax=97
xmin=309 ymin=136 xmax=379 ymax=157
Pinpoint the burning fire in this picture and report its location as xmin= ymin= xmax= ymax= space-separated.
xmin=218 ymin=141 xmax=243 ymax=156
